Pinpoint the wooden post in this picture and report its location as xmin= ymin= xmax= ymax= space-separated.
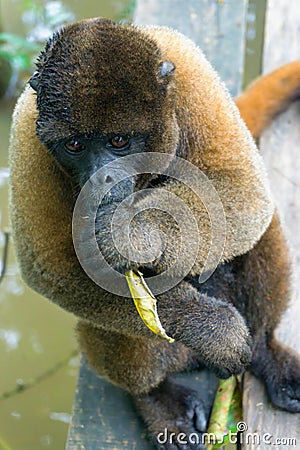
xmin=242 ymin=1 xmax=300 ymax=448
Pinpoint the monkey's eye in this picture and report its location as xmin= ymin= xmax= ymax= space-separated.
xmin=107 ymin=135 xmax=129 ymax=150
xmin=65 ymin=139 xmax=85 ymax=153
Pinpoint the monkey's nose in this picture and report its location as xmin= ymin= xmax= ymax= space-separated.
xmin=95 ymin=166 xmax=120 ymax=186
xmin=94 ymin=174 xmax=114 ymax=188
xmin=104 ymin=175 xmax=113 ymax=183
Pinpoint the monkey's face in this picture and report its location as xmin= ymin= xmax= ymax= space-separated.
xmin=30 ymin=18 xmax=179 ymax=200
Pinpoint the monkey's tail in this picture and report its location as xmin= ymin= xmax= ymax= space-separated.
xmin=235 ymin=61 xmax=300 ymax=139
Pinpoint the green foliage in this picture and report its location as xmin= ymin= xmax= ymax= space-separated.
xmin=0 ymin=0 xmax=75 ymax=96
xmin=117 ymin=0 xmax=137 ymax=21
xmin=0 ymin=33 xmax=40 ymax=70
xmin=19 ymin=0 xmax=75 ymax=42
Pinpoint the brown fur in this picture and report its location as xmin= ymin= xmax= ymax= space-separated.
xmin=236 ymin=60 xmax=300 ymax=138
xmin=9 ymin=18 xmax=300 ymax=448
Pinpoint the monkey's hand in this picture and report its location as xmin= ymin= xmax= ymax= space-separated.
xmin=158 ymin=284 xmax=253 ymax=378
xmin=95 ymin=202 xmax=182 ymax=273
xmin=94 ymin=185 xmax=203 ymax=276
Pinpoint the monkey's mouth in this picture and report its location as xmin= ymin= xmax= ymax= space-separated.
xmin=96 ymin=177 xmax=135 ymax=207
xmin=134 ymin=173 xmax=169 ymax=190
xmin=97 ymin=174 xmax=170 ymax=207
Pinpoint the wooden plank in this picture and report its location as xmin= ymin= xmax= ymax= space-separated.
xmin=66 ymin=356 xmax=151 ymax=450
xmin=67 ymin=1 xmax=249 ymax=448
xmin=66 ymin=357 xmax=219 ymax=450
xmin=242 ymin=0 xmax=267 ymax=90
xmin=242 ymin=0 xmax=300 ymax=448
xmin=134 ymin=0 xmax=248 ymax=96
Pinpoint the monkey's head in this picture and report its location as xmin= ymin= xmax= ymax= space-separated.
xmin=30 ymin=18 xmax=178 ymax=195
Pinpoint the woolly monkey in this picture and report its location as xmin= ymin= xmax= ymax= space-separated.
xmin=9 ymin=18 xmax=300 ymax=449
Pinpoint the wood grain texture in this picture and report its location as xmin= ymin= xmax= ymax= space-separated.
xmin=66 ymin=358 xmax=219 ymax=450
xmin=66 ymin=356 xmax=152 ymax=450
xmin=242 ymin=0 xmax=300 ymax=448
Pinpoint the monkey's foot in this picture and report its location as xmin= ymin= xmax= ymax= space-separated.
xmin=134 ymin=378 xmax=207 ymax=450
xmin=266 ymin=354 xmax=300 ymax=412
xmin=252 ymin=338 xmax=300 ymax=412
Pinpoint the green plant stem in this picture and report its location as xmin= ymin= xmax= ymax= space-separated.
xmin=206 ymin=376 xmax=238 ymax=450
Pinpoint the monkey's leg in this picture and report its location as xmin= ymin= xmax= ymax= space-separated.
xmin=77 ymin=321 xmax=208 ymax=449
xmin=77 ymin=320 xmax=199 ymax=395
xmin=134 ymin=378 xmax=208 ymax=450
xmin=235 ymin=60 xmax=300 ymax=139
xmin=235 ymin=212 xmax=300 ymax=412
xmin=251 ymin=335 xmax=300 ymax=412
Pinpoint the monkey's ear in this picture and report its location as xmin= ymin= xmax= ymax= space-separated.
xmin=29 ymin=71 xmax=40 ymax=92
xmin=158 ymin=61 xmax=176 ymax=80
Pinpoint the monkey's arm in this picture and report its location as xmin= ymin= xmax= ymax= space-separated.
xmin=235 ymin=61 xmax=300 ymax=139
xmin=8 ymin=87 xmax=156 ymax=337
xmin=96 ymin=171 xmax=271 ymax=279
xmin=76 ymin=282 xmax=252 ymax=398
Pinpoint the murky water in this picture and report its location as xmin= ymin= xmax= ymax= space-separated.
xmin=0 ymin=2 xmax=133 ymax=449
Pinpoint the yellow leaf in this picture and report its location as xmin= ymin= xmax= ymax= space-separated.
xmin=125 ymin=270 xmax=175 ymax=343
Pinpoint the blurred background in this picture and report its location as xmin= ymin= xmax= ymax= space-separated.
xmin=0 ymin=1 xmax=135 ymax=449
